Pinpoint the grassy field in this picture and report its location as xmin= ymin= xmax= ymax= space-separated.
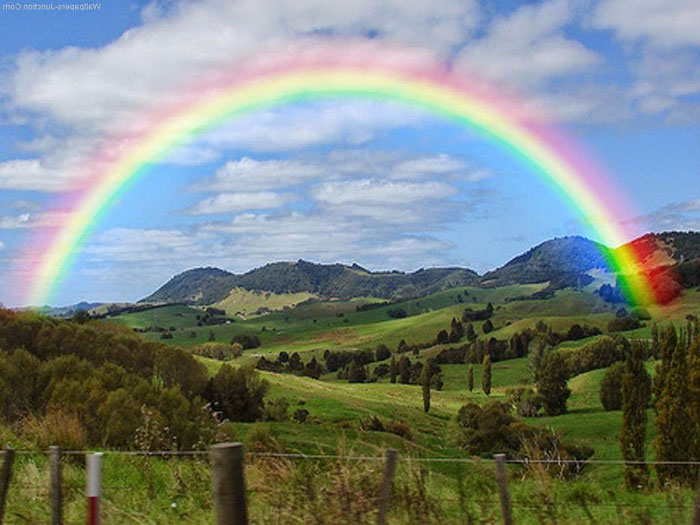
xmin=12 ymin=284 xmax=685 ymax=522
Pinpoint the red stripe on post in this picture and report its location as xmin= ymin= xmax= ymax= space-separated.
xmin=87 ymin=497 xmax=99 ymax=525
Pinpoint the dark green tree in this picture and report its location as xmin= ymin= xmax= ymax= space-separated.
xmin=389 ymin=355 xmax=398 ymax=384
xmin=620 ymin=341 xmax=651 ymax=489
xmin=465 ymin=323 xmax=477 ymax=342
xmin=399 ymin=356 xmax=411 ymax=384
xmin=467 ymin=364 xmax=474 ymax=392
xmin=211 ymin=364 xmax=269 ymax=422
xmin=421 ymin=358 xmax=433 ymax=413
xmin=536 ymin=351 xmax=571 ymax=416
xmin=482 ymin=354 xmax=491 ymax=396
xmin=654 ymin=331 xmax=695 ymax=485
xmin=599 ymin=362 xmax=625 ymax=411
xmin=482 ymin=319 xmax=494 ymax=335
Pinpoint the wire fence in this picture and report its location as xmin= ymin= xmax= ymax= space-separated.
xmin=1 ymin=446 xmax=699 ymax=524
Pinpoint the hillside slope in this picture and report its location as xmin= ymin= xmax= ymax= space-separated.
xmin=480 ymin=236 xmax=609 ymax=287
xmin=142 ymin=261 xmax=479 ymax=305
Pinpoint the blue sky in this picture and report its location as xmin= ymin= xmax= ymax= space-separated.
xmin=0 ymin=0 xmax=698 ymax=306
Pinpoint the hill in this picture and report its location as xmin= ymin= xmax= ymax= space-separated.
xmin=142 ymin=267 xmax=238 ymax=304
xmin=621 ymin=231 xmax=700 ymax=271
xmin=479 ymin=236 xmax=609 ymax=288
xmin=141 ymin=260 xmax=479 ymax=305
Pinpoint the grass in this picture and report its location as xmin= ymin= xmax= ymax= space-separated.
xmin=34 ymin=283 xmax=695 ymax=522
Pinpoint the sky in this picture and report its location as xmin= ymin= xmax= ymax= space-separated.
xmin=0 ymin=0 xmax=698 ymax=307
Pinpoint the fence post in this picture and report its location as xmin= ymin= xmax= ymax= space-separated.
xmin=210 ymin=442 xmax=248 ymax=525
xmin=50 ymin=446 xmax=62 ymax=525
xmin=86 ymin=452 xmax=103 ymax=525
xmin=377 ymin=448 xmax=398 ymax=525
xmin=0 ymin=446 xmax=15 ymax=524
xmin=494 ymin=454 xmax=513 ymax=525
xmin=692 ymin=483 xmax=700 ymax=525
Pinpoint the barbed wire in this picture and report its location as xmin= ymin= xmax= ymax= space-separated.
xmin=4 ymin=449 xmax=700 ymax=465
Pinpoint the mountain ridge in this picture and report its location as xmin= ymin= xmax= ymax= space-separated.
xmin=133 ymin=230 xmax=700 ymax=308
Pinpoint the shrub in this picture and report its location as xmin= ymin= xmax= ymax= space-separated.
xmin=20 ymin=409 xmax=86 ymax=450
xmin=191 ymin=342 xmax=242 ymax=361
xmin=232 ymin=333 xmax=261 ymax=349
xmin=482 ymin=320 xmax=494 ymax=334
xmin=507 ymin=387 xmax=543 ymax=417
xmin=246 ymin=423 xmax=283 ymax=453
xmin=607 ymin=316 xmax=641 ymax=333
xmin=209 ymin=364 xmax=269 ymax=422
xmin=388 ymin=308 xmax=408 ymax=319
xmin=599 ymin=362 xmax=624 ymax=411
xmin=292 ymin=408 xmax=310 ymax=423
xmin=263 ymin=398 xmax=289 ymax=422
xmin=385 ymin=420 xmax=413 ymax=441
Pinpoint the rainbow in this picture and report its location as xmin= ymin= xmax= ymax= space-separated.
xmin=21 ymin=44 xmax=655 ymax=306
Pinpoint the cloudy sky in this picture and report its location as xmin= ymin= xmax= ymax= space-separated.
xmin=0 ymin=0 xmax=698 ymax=306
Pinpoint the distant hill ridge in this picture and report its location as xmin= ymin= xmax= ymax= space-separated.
xmin=140 ymin=231 xmax=700 ymax=306
xmin=141 ymin=260 xmax=479 ymax=304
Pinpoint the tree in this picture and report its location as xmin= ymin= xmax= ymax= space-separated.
xmin=208 ymin=330 xmax=216 ymax=342
xmin=599 ymin=362 xmax=624 ymax=411
xmin=421 ymin=358 xmax=433 ymax=413
xmin=435 ymin=330 xmax=449 ymax=345
xmin=482 ymin=355 xmax=491 ymax=396
xmin=482 ymin=320 xmax=494 ymax=335
xmin=389 ymin=355 xmax=398 ymax=384
xmin=211 ymin=364 xmax=269 ymax=422
xmin=375 ymin=344 xmax=391 ymax=362
xmin=536 ymin=351 xmax=571 ymax=416
xmin=654 ymin=330 xmax=695 ymax=485
xmin=449 ymin=318 xmax=464 ymax=343
xmin=467 ymin=365 xmax=474 ymax=392
xmin=465 ymin=323 xmax=477 ymax=342
xmin=399 ymin=356 xmax=411 ymax=384
xmin=620 ymin=341 xmax=651 ymax=489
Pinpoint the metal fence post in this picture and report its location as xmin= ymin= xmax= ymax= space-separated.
xmin=86 ymin=452 xmax=103 ymax=525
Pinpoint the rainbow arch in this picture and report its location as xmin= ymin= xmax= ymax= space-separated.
xmin=22 ymin=46 xmax=655 ymax=306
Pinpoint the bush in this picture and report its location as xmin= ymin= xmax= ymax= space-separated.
xmin=506 ymin=387 xmax=543 ymax=417
xmin=482 ymin=320 xmax=494 ymax=334
xmin=232 ymin=333 xmax=261 ymax=349
xmin=607 ymin=316 xmax=641 ymax=333
xmin=245 ymin=423 xmax=283 ymax=453
xmin=191 ymin=342 xmax=242 ymax=361
xmin=20 ymin=409 xmax=86 ymax=450
xmin=387 ymin=308 xmax=408 ymax=319
xmin=209 ymin=364 xmax=269 ymax=422
xmin=600 ymin=362 xmax=624 ymax=411
xmin=263 ymin=398 xmax=289 ymax=422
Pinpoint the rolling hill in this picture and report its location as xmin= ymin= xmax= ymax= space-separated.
xmin=141 ymin=260 xmax=480 ymax=305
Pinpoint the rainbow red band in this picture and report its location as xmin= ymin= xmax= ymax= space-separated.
xmin=19 ymin=45 xmax=656 ymax=306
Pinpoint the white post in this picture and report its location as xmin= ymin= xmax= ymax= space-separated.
xmin=86 ymin=453 xmax=103 ymax=525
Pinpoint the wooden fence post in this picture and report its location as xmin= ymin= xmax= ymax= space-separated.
xmin=494 ymin=454 xmax=513 ymax=525
xmin=0 ymin=447 xmax=15 ymax=524
xmin=50 ymin=446 xmax=62 ymax=525
xmin=692 ymin=483 xmax=700 ymax=525
xmin=86 ymin=452 xmax=103 ymax=525
xmin=377 ymin=448 xmax=398 ymax=525
xmin=210 ymin=443 xmax=248 ymax=525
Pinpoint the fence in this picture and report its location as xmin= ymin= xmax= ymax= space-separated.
xmin=0 ymin=444 xmax=699 ymax=524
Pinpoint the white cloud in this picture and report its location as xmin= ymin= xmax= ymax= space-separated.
xmin=194 ymin=157 xmax=326 ymax=192
xmin=0 ymin=212 xmax=68 ymax=229
xmin=593 ymin=0 xmax=700 ymax=50
xmin=186 ymin=191 xmax=296 ymax=215
xmin=0 ymin=241 xmax=4 ymax=250
xmin=312 ymin=179 xmax=456 ymax=207
xmin=0 ymin=159 xmax=78 ymax=192
xmin=455 ymin=0 xmax=600 ymax=91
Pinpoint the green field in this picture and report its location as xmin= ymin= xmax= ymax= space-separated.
xmin=3 ymin=284 xmax=697 ymax=523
